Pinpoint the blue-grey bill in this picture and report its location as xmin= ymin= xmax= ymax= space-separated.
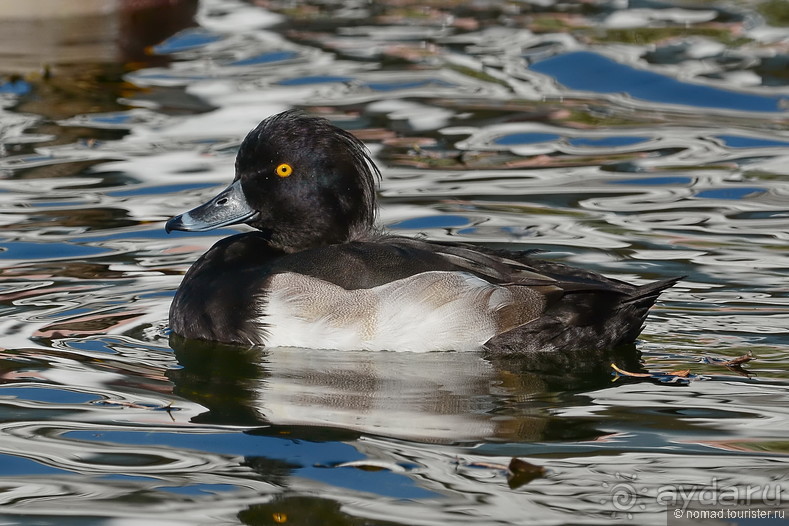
xmin=165 ymin=180 xmax=258 ymax=233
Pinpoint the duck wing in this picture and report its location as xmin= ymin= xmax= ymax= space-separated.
xmin=378 ymin=237 xmax=560 ymax=287
xmin=396 ymin=238 xmax=682 ymax=353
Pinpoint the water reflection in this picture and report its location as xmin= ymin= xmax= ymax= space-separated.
xmin=0 ymin=1 xmax=198 ymax=75
xmin=529 ymin=51 xmax=787 ymax=113
xmin=0 ymin=0 xmax=788 ymax=523
xmin=168 ymin=337 xmax=639 ymax=443
xmin=238 ymin=496 xmax=402 ymax=526
xmin=0 ymin=0 xmax=201 ymax=170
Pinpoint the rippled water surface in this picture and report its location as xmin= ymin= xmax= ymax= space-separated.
xmin=1 ymin=0 xmax=788 ymax=524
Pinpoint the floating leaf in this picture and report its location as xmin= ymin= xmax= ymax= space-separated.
xmin=507 ymin=458 xmax=546 ymax=489
xmin=721 ymin=353 xmax=753 ymax=366
xmin=702 ymin=352 xmax=755 ymax=377
xmin=610 ymin=363 xmax=651 ymax=377
xmin=610 ymin=363 xmax=696 ymax=385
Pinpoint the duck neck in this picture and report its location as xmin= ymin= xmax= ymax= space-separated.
xmin=265 ymin=216 xmax=374 ymax=253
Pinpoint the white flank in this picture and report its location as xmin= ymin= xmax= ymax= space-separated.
xmin=260 ymin=271 xmax=512 ymax=352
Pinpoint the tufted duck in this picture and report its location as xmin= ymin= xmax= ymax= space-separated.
xmin=166 ymin=110 xmax=680 ymax=353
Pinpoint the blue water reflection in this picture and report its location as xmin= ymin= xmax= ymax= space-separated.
xmin=152 ymin=28 xmax=223 ymax=54
xmin=0 ymin=454 xmax=67 ymax=476
xmin=569 ymin=136 xmax=650 ymax=147
xmin=695 ymin=187 xmax=765 ymax=199
xmin=278 ymin=75 xmax=354 ymax=86
xmin=0 ymin=242 xmax=109 ymax=260
xmin=715 ymin=135 xmax=789 ymax=148
xmin=389 ymin=214 xmax=471 ymax=229
xmin=64 ymin=429 xmax=435 ymax=499
xmin=611 ymin=176 xmax=694 ymax=185
xmin=0 ymin=79 xmax=31 ymax=95
xmin=494 ymin=132 xmax=561 ymax=145
xmin=230 ymin=51 xmax=300 ymax=66
xmin=530 ymin=51 xmax=785 ymax=112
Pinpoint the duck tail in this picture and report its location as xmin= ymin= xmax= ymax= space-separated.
xmin=486 ymin=275 xmax=682 ymax=356
xmin=623 ymin=276 xmax=684 ymax=307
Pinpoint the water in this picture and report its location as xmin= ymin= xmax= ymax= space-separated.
xmin=1 ymin=0 xmax=788 ymax=524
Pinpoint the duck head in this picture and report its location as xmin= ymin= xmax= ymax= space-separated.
xmin=165 ymin=110 xmax=381 ymax=252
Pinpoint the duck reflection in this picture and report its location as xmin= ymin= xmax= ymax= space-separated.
xmin=168 ymin=336 xmax=641 ymax=443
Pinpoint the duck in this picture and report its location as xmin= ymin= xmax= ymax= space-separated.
xmin=165 ymin=109 xmax=680 ymax=353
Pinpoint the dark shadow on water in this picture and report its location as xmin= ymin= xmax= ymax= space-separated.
xmin=168 ymin=337 xmax=268 ymax=427
xmin=168 ymin=335 xmax=643 ymax=444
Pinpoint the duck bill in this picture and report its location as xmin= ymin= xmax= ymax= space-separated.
xmin=165 ymin=180 xmax=258 ymax=233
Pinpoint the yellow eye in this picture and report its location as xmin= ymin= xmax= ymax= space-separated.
xmin=275 ymin=163 xmax=293 ymax=177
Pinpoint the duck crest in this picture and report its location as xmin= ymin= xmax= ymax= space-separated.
xmin=235 ymin=110 xmax=381 ymax=251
